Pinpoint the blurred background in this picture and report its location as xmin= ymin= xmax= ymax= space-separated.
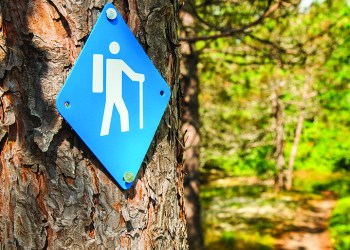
xmin=179 ymin=0 xmax=350 ymax=249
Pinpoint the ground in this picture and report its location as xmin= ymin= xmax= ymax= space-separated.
xmin=274 ymin=191 xmax=336 ymax=250
xmin=201 ymin=173 xmax=337 ymax=250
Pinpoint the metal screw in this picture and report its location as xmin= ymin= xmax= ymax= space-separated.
xmin=64 ymin=101 xmax=70 ymax=108
xmin=106 ymin=8 xmax=117 ymax=20
xmin=123 ymin=171 xmax=135 ymax=183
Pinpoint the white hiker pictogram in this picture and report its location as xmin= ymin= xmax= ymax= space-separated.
xmin=92 ymin=41 xmax=145 ymax=136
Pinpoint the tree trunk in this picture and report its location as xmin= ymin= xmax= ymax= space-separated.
xmin=179 ymin=11 xmax=204 ymax=250
xmin=285 ymin=73 xmax=311 ymax=191
xmin=0 ymin=1 xmax=188 ymax=249
xmin=180 ymin=42 xmax=203 ymax=250
xmin=271 ymin=82 xmax=286 ymax=192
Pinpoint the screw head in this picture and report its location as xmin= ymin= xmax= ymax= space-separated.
xmin=123 ymin=171 xmax=135 ymax=183
xmin=106 ymin=8 xmax=117 ymax=20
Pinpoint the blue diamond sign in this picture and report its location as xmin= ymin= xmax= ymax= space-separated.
xmin=56 ymin=3 xmax=171 ymax=190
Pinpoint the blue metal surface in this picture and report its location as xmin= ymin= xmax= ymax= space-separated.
xmin=56 ymin=3 xmax=171 ymax=190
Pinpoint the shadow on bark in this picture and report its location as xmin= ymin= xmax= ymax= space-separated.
xmin=1 ymin=0 xmax=51 ymax=155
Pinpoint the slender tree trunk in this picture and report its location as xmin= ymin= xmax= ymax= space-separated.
xmin=285 ymin=73 xmax=311 ymax=191
xmin=0 ymin=1 xmax=188 ymax=249
xmin=271 ymin=82 xmax=286 ymax=192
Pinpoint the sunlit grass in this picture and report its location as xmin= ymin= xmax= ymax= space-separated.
xmin=293 ymin=169 xmax=350 ymax=197
xmin=205 ymin=231 xmax=275 ymax=250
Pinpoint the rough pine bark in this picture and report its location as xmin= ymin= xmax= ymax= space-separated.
xmin=0 ymin=0 xmax=188 ymax=249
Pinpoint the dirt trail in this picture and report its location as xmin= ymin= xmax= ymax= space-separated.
xmin=274 ymin=192 xmax=336 ymax=250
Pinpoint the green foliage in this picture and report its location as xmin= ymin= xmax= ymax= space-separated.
xmin=330 ymin=197 xmax=350 ymax=250
xmin=199 ymin=0 xmax=350 ymax=180
xmin=203 ymin=145 xmax=275 ymax=176
xmin=295 ymin=119 xmax=350 ymax=172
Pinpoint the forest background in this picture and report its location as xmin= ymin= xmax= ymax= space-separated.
xmin=180 ymin=0 xmax=350 ymax=249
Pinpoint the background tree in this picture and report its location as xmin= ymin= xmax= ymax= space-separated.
xmin=0 ymin=0 xmax=188 ymax=249
xmin=179 ymin=2 xmax=292 ymax=248
xmin=179 ymin=8 xmax=203 ymax=250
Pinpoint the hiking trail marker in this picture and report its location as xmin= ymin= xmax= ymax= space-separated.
xmin=56 ymin=3 xmax=171 ymax=190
